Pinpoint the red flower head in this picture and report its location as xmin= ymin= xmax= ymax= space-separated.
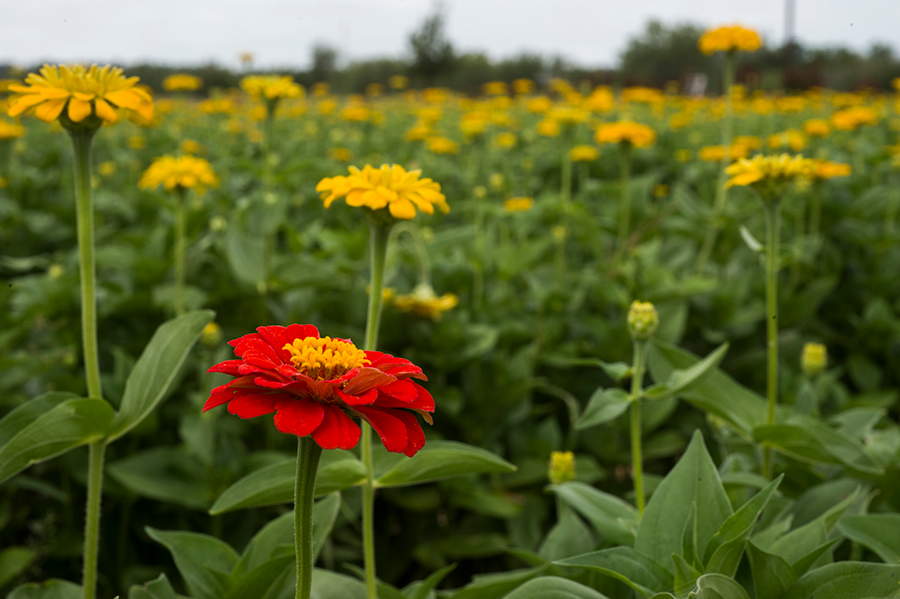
xmin=204 ymin=324 xmax=434 ymax=457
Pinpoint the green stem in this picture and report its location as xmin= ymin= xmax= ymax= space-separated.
xmin=885 ymin=187 xmax=900 ymax=238
xmin=615 ymin=144 xmax=633 ymax=261
xmin=174 ymin=189 xmax=187 ymax=316
xmin=695 ymin=51 xmax=736 ymax=274
xmin=762 ymin=201 xmax=781 ymax=480
xmin=361 ymin=219 xmax=391 ymax=599
xmin=83 ymin=441 xmax=106 ymax=599
xmin=630 ymin=340 xmax=647 ymax=515
xmin=294 ymin=436 xmax=323 ymax=599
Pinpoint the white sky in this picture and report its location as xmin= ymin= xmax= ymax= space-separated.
xmin=1 ymin=0 xmax=897 ymax=70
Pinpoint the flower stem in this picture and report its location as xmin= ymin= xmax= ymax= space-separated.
xmin=695 ymin=51 xmax=735 ymax=274
xmin=361 ymin=220 xmax=391 ymax=599
xmin=615 ymin=144 xmax=633 ymax=261
xmin=630 ymin=340 xmax=647 ymax=516
xmin=762 ymin=201 xmax=781 ymax=480
xmin=70 ymin=128 xmax=106 ymax=599
xmin=294 ymin=436 xmax=323 ymax=599
xmin=174 ymin=188 xmax=187 ymax=316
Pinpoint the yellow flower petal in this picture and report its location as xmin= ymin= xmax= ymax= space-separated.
xmin=94 ymin=98 xmax=118 ymax=122
xmin=389 ymin=198 xmax=416 ymax=219
xmin=67 ymin=98 xmax=92 ymax=122
xmin=34 ymin=97 xmax=68 ymax=123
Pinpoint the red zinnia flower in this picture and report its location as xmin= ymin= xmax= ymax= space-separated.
xmin=204 ymin=324 xmax=434 ymax=456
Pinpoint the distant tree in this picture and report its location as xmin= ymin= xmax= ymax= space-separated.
xmin=311 ymin=44 xmax=338 ymax=83
xmin=619 ymin=20 xmax=714 ymax=88
xmin=409 ymin=5 xmax=456 ymax=85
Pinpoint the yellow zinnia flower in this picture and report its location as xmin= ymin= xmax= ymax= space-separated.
xmin=163 ymin=74 xmax=202 ymax=92
xmin=389 ymin=75 xmax=409 ymax=90
xmin=7 ymin=64 xmax=153 ymax=126
xmin=513 ymin=79 xmax=535 ymax=95
xmin=725 ymin=154 xmax=816 ymax=192
xmin=340 ymin=104 xmax=371 ymax=122
xmin=831 ymin=106 xmax=878 ymax=131
xmin=803 ymin=119 xmax=831 ymax=138
xmin=536 ymin=119 xmax=560 ymax=137
xmin=483 ymin=81 xmax=508 ymax=96
xmin=527 ymin=96 xmax=553 ymax=114
xmin=504 ymin=197 xmax=534 ymax=212
xmin=393 ymin=284 xmax=459 ymax=320
xmin=329 ymin=147 xmax=353 ymax=162
xmin=809 ymin=160 xmax=851 ymax=180
xmin=595 ymin=121 xmax=656 ymax=148
xmin=0 ymin=120 xmax=25 ymax=140
xmin=317 ymin=164 xmax=449 ymax=220
xmin=426 ymin=136 xmax=459 ymax=154
xmin=241 ymin=75 xmax=303 ymax=101
xmin=569 ymin=145 xmax=599 ymax=162
xmin=698 ymin=25 xmax=762 ymax=54
xmin=139 ymin=155 xmax=219 ymax=193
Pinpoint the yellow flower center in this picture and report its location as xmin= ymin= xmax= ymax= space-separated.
xmin=282 ymin=337 xmax=370 ymax=380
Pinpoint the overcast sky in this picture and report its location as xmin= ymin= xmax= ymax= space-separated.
xmin=2 ymin=0 xmax=897 ymax=70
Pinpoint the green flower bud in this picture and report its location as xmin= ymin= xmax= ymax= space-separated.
xmin=801 ymin=342 xmax=827 ymax=378
xmin=627 ymin=301 xmax=659 ymax=341
xmin=201 ymin=322 xmax=223 ymax=348
xmin=548 ymin=451 xmax=576 ymax=485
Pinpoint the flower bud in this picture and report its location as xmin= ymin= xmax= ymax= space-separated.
xmin=201 ymin=322 xmax=223 ymax=348
xmin=627 ymin=301 xmax=659 ymax=341
xmin=801 ymin=342 xmax=827 ymax=378
xmin=548 ymin=451 xmax=576 ymax=485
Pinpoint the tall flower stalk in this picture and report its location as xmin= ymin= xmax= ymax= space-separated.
xmin=626 ymin=301 xmax=658 ymax=515
xmin=294 ymin=437 xmax=323 ymax=599
xmin=616 ymin=144 xmax=633 ymax=261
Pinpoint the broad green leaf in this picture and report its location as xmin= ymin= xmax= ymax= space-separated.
xmin=226 ymin=555 xmax=294 ymax=599
xmin=0 ymin=398 xmax=114 ymax=485
xmin=376 ymin=441 xmax=516 ymax=487
xmin=688 ymin=574 xmax=750 ymax=599
xmin=555 ymin=547 xmax=674 ymax=597
xmin=747 ymin=542 xmax=797 ymax=599
xmin=128 ymin=573 xmax=179 ymax=599
xmin=107 ymin=310 xmax=214 ymax=442
xmin=501 ymin=577 xmax=611 ymax=599
xmin=0 ymin=392 xmax=76 ymax=447
xmin=672 ymin=553 xmax=702 ymax=594
xmin=643 ymin=343 xmax=729 ymax=401
xmin=783 ymin=562 xmax=900 ymax=599
xmin=546 ymin=357 xmax=632 ymax=383
xmin=226 ymin=229 xmax=267 ymax=287
xmin=405 ymin=564 xmax=457 ymax=599
xmin=0 ymin=547 xmax=37 ymax=588
xmin=769 ymin=490 xmax=857 ymax=567
xmin=107 ymin=446 xmax=212 ymax=510
xmin=209 ymin=450 xmax=365 ymax=514
xmin=311 ymin=569 xmax=367 ymax=599
xmin=647 ymin=340 xmax=766 ymax=435
xmin=635 ymin=431 xmax=732 ymax=573
xmin=753 ymin=416 xmax=883 ymax=475
xmin=146 ymin=527 xmax=239 ymax=599
xmin=6 ymin=580 xmax=82 ymax=599
xmin=447 ymin=566 xmax=547 ymax=599
xmin=839 ymin=514 xmax=900 ymax=563
xmin=549 ymin=481 xmax=638 ymax=545
xmin=576 ymin=388 xmax=631 ymax=429
xmin=538 ymin=504 xmax=595 ymax=561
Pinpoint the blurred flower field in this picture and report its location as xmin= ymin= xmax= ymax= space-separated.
xmin=3 ymin=27 xmax=900 ymax=599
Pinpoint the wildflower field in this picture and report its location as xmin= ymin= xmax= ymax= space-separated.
xmin=4 ymin=27 xmax=900 ymax=599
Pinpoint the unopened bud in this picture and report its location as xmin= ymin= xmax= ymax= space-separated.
xmin=201 ymin=322 xmax=223 ymax=348
xmin=548 ymin=451 xmax=576 ymax=485
xmin=801 ymin=342 xmax=827 ymax=378
xmin=627 ymin=301 xmax=659 ymax=341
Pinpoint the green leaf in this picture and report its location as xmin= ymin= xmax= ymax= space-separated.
xmin=840 ymin=514 xmax=900 ymax=563
xmin=209 ymin=450 xmax=365 ymax=514
xmin=376 ymin=441 xmax=516 ymax=487
xmin=768 ymin=489 xmax=858 ymax=567
xmin=549 ymin=481 xmax=638 ymax=546
xmin=6 ymin=580 xmax=82 ymax=599
xmin=226 ymin=555 xmax=293 ymax=599
xmin=576 ymin=388 xmax=631 ymax=429
xmin=747 ymin=542 xmax=797 ymax=599
xmin=405 ymin=564 xmax=457 ymax=599
xmin=107 ymin=310 xmax=214 ymax=442
xmin=0 ymin=392 xmax=77 ymax=447
xmin=643 ymin=343 xmax=729 ymax=401
xmin=128 ymin=573 xmax=179 ymax=599
xmin=647 ymin=340 xmax=766 ymax=436
xmin=555 ymin=547 xmax=674 ymax=597
xmin=0 ymin=547 xmax=37 ymax=588
xmin=688 ymin=574 xmax=750 ymax=599
xmin=753 ymin=416 xmax=883 ymax=475
xmin=501 ymin=577 xmax=611 ymax=599
xmin=0 ymin=398 xmax=114 ymax=485
xmin=145 ymin=527 xmax=239 ymax=599
xmin=446 ymin=566 xmax=547 ymax=599
xmin=311 ymin=569 xmax=367 ymax=599
xmin=783 ymin=562 xmax=900 ymax=599
xmin=538 ymin=504 xmax=595 ymax=561
xmin=672 ymin=553 xmax=702 ymax=594
xmin=107 ymin=446 xmax=212 ymax=510
xmin=635 ymin=431 xmax=733 ymax=573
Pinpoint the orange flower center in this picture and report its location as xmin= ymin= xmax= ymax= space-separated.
xmin=282 ymin=336 xmax=370 ymax=380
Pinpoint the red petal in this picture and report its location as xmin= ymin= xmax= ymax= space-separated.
xmin=207 ymin=359 xmax=242 ymax=376
xmin=285 ymin=324 xmax=319 ymax=341
xmin=393 ymin=410 xmax=427 ymax=457
xmin=353 ymin=406 xmax=409 ymax=454
xmin=312 ymin=405 xmax=361 ymax=450
xmin=273 ymin=399 xmax=324 ymax=437
xmin=203 ymin=383 xmax=257 ymax=412
xmin=233 ymin=337 xmax=280 ymax=363
xmin=341 ymin=367 xmax=396 ymax=395
xmin=228 ymin=332 xmax=260 ymax=348
xmin=374 ymin=382 xmax=435 ymax=412
xmin=380 ymin=379 xmax=417 ymax=402
xmin=255 ymin=325 xmax=292 ymax=363
xmin=335 ymin=387 xmax=378 ymax=406
xmin=227 ymin=393 xmax=287 ymax=418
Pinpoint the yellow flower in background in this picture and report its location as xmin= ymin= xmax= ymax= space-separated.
xmin=699 ymin=144 xmax=749 ymax=162
xmin=504 ymin=197 xmax=534 ymax=212
xmin=801 ymin=343 xmax=827 ymax=378
xmin=460 ymin=111 xmax=489 ymax=137
xmin=803 ymin=119 xmax=831 ymax=137
xmin=180 ymin=139 xmax=205 ymax=155
xmin=494 ymin=132 xmax=517 ymax=149
xmin=312 ymin=82 xmax=330 ymax=97
xmin=483 ymin=81 xmax=508 ymax=96
xmin=653 ymin=184 xmax=669 ymax=198
xmin=725 ymin=154 xmax=815 ymax=190
xmin=98 ymin=161 xmax=116 ymax=177
xmin=586 ymin=87 xmax=615 ymax=113
xmin=536 ymin=119 xmax=560 ymax=137
xmin=513 ymin=78 xmax=534 ymax=94
xmin=240 ymin=75 xmax=303 ymax=101
xmin=340 ymin=104 xmax=371 ymax=122
xmin=621 ymin=86 xmax=664 ymax=105
xmin=675 ymin=149 xmax=692 ymax=162
xmin=393 ymin=284 xmax=459 ymax=320
xmin=163 ymin=74 xmax=202 ymax=92
xmin=548 ymin=451 xmax=575 ymax=485
xmin=128 ymin=136 xmax=146 ymax=149
xmin=426 ymin=136 xmax=459 ymax=154
xmin=569 ymin=145 xmax=599 ymax=162
xmin=0 ymin=120 xmax=25 ymax=139
xmin=549 ymin=106 xmax=588 ymax=125
xmin=139 ymin=155 xmax=219 ymax=193
xmin=831 ymin=106 xmax=878 ymax=130
xmin=317 ymin=98 xmax=337 ymax=115
xmin=329 ymin=147 xmax=353 ymax=162
xmin=595 ymin=121 xmax=656 ymax=147
xmin=405 ymin=123 xmax=433 ymax=141
xmin=8 ymin=64 xmax=154 ymax=126
xmin=733 ymin=135 xmax=763 ymax=151
xmin=199 ymin=98 xmax=237 ymax=115
xmin=365 ymin=83 xmax=384 ymax=97
xmin=317 ymin=164 xmax=449 ymax=220
xmin=389 ymin=75 xmax=409 ymax=90
xmin=810 ymin=159 xmax=852 ymax=180
xmin=526 ymin=96 xmax=553 ymax=114
xmin=698 ymin=25 xmax=762 ymax=54
xmin=767 ymin=130 xmax=807 ymax=152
